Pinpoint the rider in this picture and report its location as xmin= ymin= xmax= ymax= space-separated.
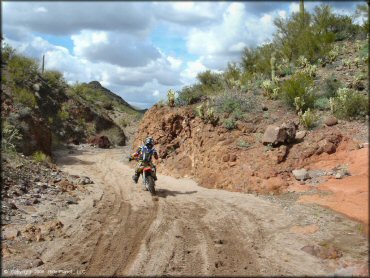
xmin=129 ymin=136 xmax=158 ymax=183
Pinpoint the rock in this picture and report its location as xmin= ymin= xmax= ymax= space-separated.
xmin=262 ymin=125 xmax=282 ymax=145
xmin=262 ymin=105 xmax=268 ymax=111
xmin=222 ymin=154 xmax=230 ymax=162
xmin=324 ymin=116 xmax=338 ymax=126
xmin=32 ymin=83 xmax=41 ymax=92
xmin=292 ymin=169 xmax=309 ymax=181
xmin=295 ymin=131 xmax=306 ymax=141
xmin=230 ymin=154 xmax=237 ymax=162
xmin=89 ymin=135 xmax=111 ymax=148
xmin=335 ymin=172 xmax=343 ymax=179
xmin=276 ymin=145 xmax=288 ymax=164
xmin=66 ymin=197 xmax=78 ymax=205
xmin=262 ymin=122 xmax=296 ymax=146
xmin=316 ymin=139 xmax=336 ymax=155
xmin=9 ymin=202 xmax=18 ymax=209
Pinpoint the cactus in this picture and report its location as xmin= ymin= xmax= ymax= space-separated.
xmin=342 ymin=59 xmax=351 ymax=69
xmin=299 ymin=108 xmax=317 ymax=129
xmin=294 ymin=96 xmax=305 ymax=113
xmin=271 ymin=52 xmax=276 ymax=82
xmin=328 ymin=46 xmax=340 ymax=62
xmin=196 ymin=103 xmax=206 ymax=119
xmin=297 ymin=56 xmax=309 ymax=68
xmin=354 ymin=57 xmax=360 ymax=68
xmin=167 ymin=89 xmax=176 ymax=107
xmin=355 ymin=40 xmax=362 ymax=51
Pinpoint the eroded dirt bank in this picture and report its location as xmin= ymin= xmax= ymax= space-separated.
xmin=2 ymin=147 xmax=368 ymax=276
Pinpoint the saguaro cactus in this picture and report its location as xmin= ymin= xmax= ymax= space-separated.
xmin=271 ymin=52 xmax=276 ymax=83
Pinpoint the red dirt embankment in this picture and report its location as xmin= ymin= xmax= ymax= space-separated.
xmin=134 ymin=105 xmax=368 ymax=228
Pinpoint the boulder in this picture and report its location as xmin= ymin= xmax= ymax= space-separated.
xmin=90 ymin=135 xmax=111 ymax=148
xmin=295 ymin=131 xmax=307 ymax=141
xmin=262 ymin=121 xmax=296 ymax=146
xmin=324 ymin=116 xmax=338 ymax=126
xmin=292 ymin=169 xmax=309 ymax=181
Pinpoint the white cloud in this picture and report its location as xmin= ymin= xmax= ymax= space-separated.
xmin=153 ymin=90 xmax=160 ymax=97
xmin=71 ymin=31 xmax=160 ymax=67
xmin=167 ymin=56 xmax=182 ymax=70
xmin=34 ymin=7 xmax=47 ymax=13
xmin=180 ymin=60 xmax=207 ymax=83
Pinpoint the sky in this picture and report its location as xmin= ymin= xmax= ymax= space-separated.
xmin=2 ymin=1 xmax=361 ymax=108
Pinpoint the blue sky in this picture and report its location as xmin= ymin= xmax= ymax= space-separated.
xmin=2 ymin=1 xmax=361 ymax=108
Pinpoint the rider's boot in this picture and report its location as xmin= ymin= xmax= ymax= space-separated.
xmin=132 ymin=173 xmax=139 ymax=184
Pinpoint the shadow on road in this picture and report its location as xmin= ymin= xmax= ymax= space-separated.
xmin=155 ymin=189 xmax=197 ymax=198
xmin=53 ymin=148 xmax=96 ymax=166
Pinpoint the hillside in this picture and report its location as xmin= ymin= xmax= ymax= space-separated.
xmin=1 ymin=48 xmax=143 ymax=156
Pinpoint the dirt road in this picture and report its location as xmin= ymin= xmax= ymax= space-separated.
xmin=35 ymin=146 xmax=367 ymax=276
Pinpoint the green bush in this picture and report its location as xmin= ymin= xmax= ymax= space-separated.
xmin=322 ymin=75 xmax=342 ymax=98
xmin=280 ymin=72 xmax=316 ymax=111
xmin=8 ymin=54 xmax=39 ymax=86
xmin=1 ymin=121 xmax=22 ymax=152
xmin=176 ymin=85 xmax=203 ymax=106
xmin=314 ymin=97 xmax=330 ymax=110
xmin=237 ymin=139 xmax=251 ymax=148
xmin=330 ymin=88 xmax=369 ymax=119
xmin=13 ymin=87 xmax=37 ymax=108
xmin=43 ymin=70 xmax=66 ymax=88
xmin=223 ymin=118 xmax=236 ymax=130
xmin=33 ymin=151 xmax=50 ymax=163
xmin=1 ymin=43 xmax=16 ymax=64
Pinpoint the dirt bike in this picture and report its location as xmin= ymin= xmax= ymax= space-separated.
xmin=128 ymin=156 xmax=157 ymax=196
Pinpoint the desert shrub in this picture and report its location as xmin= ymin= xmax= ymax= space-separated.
xmin=322 ymin=75 xmax=342 ymax=98
xmin=1 ymin=121 xmax=22 ymax=152
xmin=1 ymin=43 xmax=16 ymax=64
xmin=223 ymin=118 xmax=236 ymax=130
xmin=241 ymin=43 xmax=274 ymax=78
xmin=330 ymin=88 xmax=369 ymax=119
xmin=176 ymin=85 xmax=203 ymax=106
xmin=237 ymin=139 xmax=251 ymax=148
xmin=314 ymin=97 xmax=330 ymax=110
xmin=299 ymin=108 xmax=318 ymax=129
xmin=43 ymin=70 xmax=66 ymax=88
xmin=8 ymin=54 xmax=39 ymax=86
xmin=57 ymin=104 xmax=70 ymax=121
xmin=33 ymin=151 xmax=51 ymax=163
xmin=13 ymin=87 xmax=37 ymax=108
xmin=197 ymin=70 xmax=224 ymax=95
xmin=280 ymin=72 xmax=316 ymax=111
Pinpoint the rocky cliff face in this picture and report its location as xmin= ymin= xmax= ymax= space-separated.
xmin=133 ymin=105 xmax=361 ymax=194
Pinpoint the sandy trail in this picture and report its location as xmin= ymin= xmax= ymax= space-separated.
xmin=39 ymin=147 xmax=367 ymax=276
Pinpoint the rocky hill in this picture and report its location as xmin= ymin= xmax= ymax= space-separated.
xmin=1 ymin=50 xmax=143 ymax=156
